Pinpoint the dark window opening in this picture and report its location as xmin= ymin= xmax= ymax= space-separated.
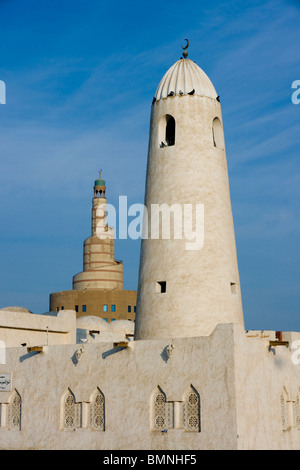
xmin=75 ymin=305 xmax=78 ymax=313
xmin=212 ymin=117 xmax=224 ymax=150
xmin=156 ymin=281 xmax=167 ymax=293
xmin=166 ymin=116 xmax=175 ymax=146
xmin=128 ymin=305 xmax=131 ymax=313
xmin=94 ymin=189 xmax=106 ymax=198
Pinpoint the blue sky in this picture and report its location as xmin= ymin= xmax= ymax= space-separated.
xmin=0 ymin=0 xmax=299 ymax=331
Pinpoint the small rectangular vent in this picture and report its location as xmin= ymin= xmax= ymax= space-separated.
xmin=230 ymin=282 xmax=237 ymax=294
xmin=156 ymin=281 xmax=167 ymax=294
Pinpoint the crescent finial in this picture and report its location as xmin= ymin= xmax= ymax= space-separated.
xmin=182 ymin=39 xmax=189 ymax=58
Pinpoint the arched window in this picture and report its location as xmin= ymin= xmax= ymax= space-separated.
xmin=212 ymin=117 xmax=224 ymax=150
xmin=280 ymin=387 xmax=289 ymax=431
xmin=183 ymin=385 xmax=200 ymax=432
xmin=159 ymin=114 xmax=176 ymax=148
xmin=62 ymin=389 xmax=81 ymax=430
xmin=166 ymin=115 xmax=175 ymax=146
xmin=295 ymin=392 xmax=300 ymax=429
xmin=90 ymin=388 xmax=105 ymax=431
xmin=151 ymin=386 xmax=171 ymax=431
xmin=7 ymin=389 xmax=21 ymax=430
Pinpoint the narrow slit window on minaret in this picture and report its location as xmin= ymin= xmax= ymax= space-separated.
xmin=166 ymin=115 xmax=175 ymax=146
xmin=212 ymin=117 xmax=224 ymax=150
xmin=159 ymin=114 xmax=176 ymax=148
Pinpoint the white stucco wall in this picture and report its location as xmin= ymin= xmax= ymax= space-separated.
xmin=234 ymin=326 xmax=300 ymax=450
xmin=0 ymin=321 xmax=299 ymax=449
xmin=0 ymin=324 xmax=237 ymax=450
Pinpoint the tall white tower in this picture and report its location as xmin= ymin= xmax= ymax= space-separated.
xmin=135 ymin=44 xmax=244 ymax=340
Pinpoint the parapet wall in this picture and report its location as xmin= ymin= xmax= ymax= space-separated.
xmin=0 ymin=308 xmax=77 ymax=347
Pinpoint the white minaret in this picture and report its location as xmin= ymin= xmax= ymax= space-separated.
xmin=135 ymin=43 xmax=244 ymax=340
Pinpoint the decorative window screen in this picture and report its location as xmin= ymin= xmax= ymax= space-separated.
xmin=7 ymin=390 xmax=21 ymax=430
xmin=183 ymin=386 xmax=200 ymax=432
xmin=152 ymin=387 xmax=171 ymax=431
xmin=90 ymin=389 xmax=105 ymax=431
xmin=280 ymin=391 xmax=289 ymax=431
xmin=63 ymin=390 xmax=81 ymax=429
xmin=295 ymin=394 xmax=300 ymax=429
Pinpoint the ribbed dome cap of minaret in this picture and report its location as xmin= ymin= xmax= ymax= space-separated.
xmin=154 ymin=40 xmax=217 ymax=101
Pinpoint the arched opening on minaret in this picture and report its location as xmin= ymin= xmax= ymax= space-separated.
xmin=94 ymin=188 xmax=106 ymax=198
xmin=159 ymin=114 xmax=176 ymax=148
xmin=166 ymin=115 xmax=175 ymax=146
xmin=212 ymin=117 xmax=224 ymax=150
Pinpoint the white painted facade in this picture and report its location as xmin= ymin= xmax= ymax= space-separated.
xmin=0 ymin=324 xmax=300 ymax=450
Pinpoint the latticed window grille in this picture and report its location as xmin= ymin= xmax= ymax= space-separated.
xmin=90 ymin=389 xmax=105 ymax=431
xmin=183 ymin=386 xmax=200 ymax=432
xmin=63 ymin=390 xmax=81 ymax=429
xmin=280 ymin=391 xmax=289 ymax=431
xmin=7 ymin=390 xmax=21 ymax=430
xmin=152 ymin=387 xmax=171 ymax=431
xmin=294 ymin=394 xmax=300 ymax=429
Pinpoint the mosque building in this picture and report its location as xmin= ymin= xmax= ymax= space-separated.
xmin=49 ymin=172 xmax=137 ymax=323
xmin=0 ymin=43 xmax=299 ymax=450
